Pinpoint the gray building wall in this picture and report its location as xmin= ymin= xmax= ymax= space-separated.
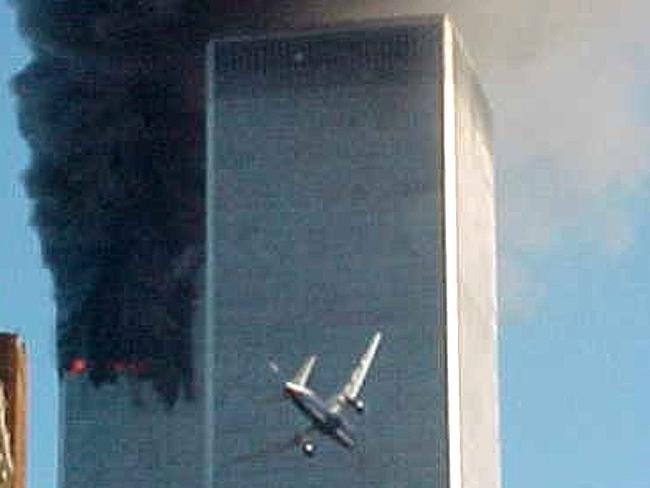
xmin=207 ymin=20 xmax=448 ymax=488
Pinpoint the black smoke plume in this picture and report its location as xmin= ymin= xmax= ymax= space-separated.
xmin=10 ymin=0 xmax=282 ymax=407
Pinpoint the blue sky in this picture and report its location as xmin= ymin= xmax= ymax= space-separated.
xmin=502 ymin=231 xmax=650 ymax=487
xmin=0 ymin=6 xmax=59 ymax=487
xmin=1 ymin=2 xmax=650 ymax=488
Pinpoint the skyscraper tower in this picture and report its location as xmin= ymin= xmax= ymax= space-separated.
xmin=206 ymin=15 xmax=499 ymax=488
xmin=60 ymin=15 xmax=499 ymax=488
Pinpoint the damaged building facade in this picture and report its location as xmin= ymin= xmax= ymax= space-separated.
xmin=10 ymin=3 xmax=499 ymax=488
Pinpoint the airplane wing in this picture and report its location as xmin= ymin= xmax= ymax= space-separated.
xmin=290 ymin=355 xmax=317 ymax=387
xmin=329 ymin=332 xmax=382 ymax=413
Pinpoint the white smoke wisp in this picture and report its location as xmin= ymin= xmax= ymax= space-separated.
xmin=292 ymin=0 xmax=650 ymax=321
xmin=455 ymin=1 xmax=650 ymax=321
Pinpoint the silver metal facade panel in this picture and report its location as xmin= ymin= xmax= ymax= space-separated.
xmin=207 ymin=21 xmax=449 ymax=488
xmin=451 ymin=25 xmax=501 ymax=488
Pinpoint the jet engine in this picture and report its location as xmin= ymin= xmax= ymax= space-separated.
xmin=301 ymin=441 xmax=316 ymax=457
xmin=353 ymin=399 xmax=365 ymax=413
xmin=345 ymin=396 xmax=365 ymax=414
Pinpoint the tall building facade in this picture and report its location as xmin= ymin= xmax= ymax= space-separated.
xmin=60 ymin=15 xmax=499 ymax=488
xmin=0 ymin=334 xmax=27 ymax=488
xmin=206 ymin=15 xmax=499 ymax=488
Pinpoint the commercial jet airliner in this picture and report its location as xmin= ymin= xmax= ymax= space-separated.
xmin=279 ymin=331 xmax=382 ymax=457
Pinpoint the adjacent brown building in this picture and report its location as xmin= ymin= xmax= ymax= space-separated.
xmin=0 ymin=334 xmax=27 ymax=488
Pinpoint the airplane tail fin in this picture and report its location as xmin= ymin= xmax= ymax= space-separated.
xmin=290 ymin=355 xmax=317 ymax=387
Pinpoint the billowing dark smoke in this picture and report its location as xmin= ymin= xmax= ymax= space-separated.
xmin=10 ymin=0 xmax=284 ymax=407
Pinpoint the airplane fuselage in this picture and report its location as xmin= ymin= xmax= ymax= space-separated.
xmin=284 ymin=382 xmax=355 ymax=450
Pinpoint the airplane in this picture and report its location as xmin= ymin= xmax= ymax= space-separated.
xmin=279 ymin=331 xmax=382 ymax=457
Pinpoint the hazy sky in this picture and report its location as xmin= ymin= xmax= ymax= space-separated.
xmin=1 ymin=2 xmax=649 ymax=488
